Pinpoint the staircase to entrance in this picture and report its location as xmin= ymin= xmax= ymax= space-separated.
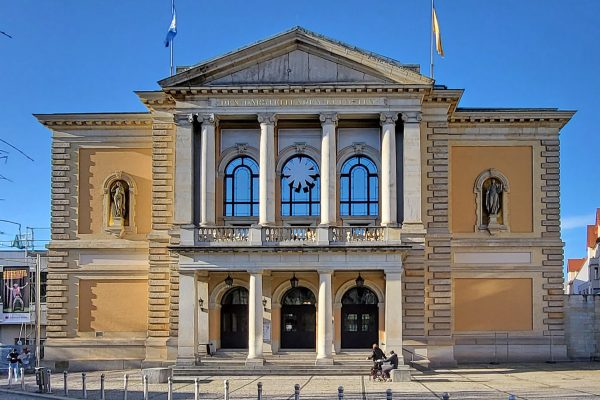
xmin=172 ymin=350 xmax=378 ymax=379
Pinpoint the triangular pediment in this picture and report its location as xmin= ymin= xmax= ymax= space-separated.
xmin=159 ymin=27 xmax=432 ymax=87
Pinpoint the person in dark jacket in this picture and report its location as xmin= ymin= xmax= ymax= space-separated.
xmin=6 ymin=348 xmax=20 ymax=381
xmin=367 ymin=343 xmax=386 ymax=380
xmin=382 ymin=350 xmax=399 ymax=380
xmin=367 ymin=343 xmax=386 ymax=362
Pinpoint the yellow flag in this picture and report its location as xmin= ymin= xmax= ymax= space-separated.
xmin=432 ymin=7 xmax=444 ymax=57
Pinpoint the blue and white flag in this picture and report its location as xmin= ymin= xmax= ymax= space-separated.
xmin=164 ymin=7 xmax=177 ymax=47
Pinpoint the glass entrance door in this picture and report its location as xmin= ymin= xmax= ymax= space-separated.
xmin=280 ymin=287 xmax=316 ymax=349
xmin=220 ymin=287 xmax=249 ymax=349
xmin=341 ymin=287 xmax=379 ymax=349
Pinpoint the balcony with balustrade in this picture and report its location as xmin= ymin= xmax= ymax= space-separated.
xmin=191 ymin=225 xmax=402 ymax=248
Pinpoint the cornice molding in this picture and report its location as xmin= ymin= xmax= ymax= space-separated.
xmin=163 ymin=84 xmax=431 ymax=97
xmin=35 ymin=113 xmax=153 ymax=129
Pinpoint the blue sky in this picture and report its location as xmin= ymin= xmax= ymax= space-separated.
xmin=0 ymin=0 xmax=598 ymax=266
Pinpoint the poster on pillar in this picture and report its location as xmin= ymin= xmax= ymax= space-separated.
xmin=263 ymin=319 xmax=271 ymax=342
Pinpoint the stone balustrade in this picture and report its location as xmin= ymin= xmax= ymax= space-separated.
xmin=193 ymin=225 xmax=401 ymax=246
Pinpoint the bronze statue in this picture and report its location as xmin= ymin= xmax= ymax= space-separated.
xmin=485 ymin=179 xmax=502 ymax=216
xmin=111 ymin=181 xmax=126 ymax=218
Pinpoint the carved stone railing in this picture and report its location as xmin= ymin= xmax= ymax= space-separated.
xmin=330 ymin=226 xmax=385 ymax=243
xmin=264 ymin=226 xmax=316 ymax=244
xmin=197 ymin=226 xmax=250 ymax=243
xmin=192 ymin=225 xmax=397 ymax=245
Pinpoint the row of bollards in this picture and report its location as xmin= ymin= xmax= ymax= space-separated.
xmin=10 ymin=371 xmax=519 ymax=400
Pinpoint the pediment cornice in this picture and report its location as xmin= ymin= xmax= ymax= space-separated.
xmin=158 ymin=27 xmax=433 ymax=88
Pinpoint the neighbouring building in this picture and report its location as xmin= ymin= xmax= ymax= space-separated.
xmin=566 ymin=209 xmax=600 ymax=295
xmin=35 ymin=27 xmax=574 ymax=370
xmin=0 ymin=250 xmax=47 ymax=349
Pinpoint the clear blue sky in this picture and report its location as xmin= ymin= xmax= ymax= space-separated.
xmin=0 ymin=1 xmax=598 ymax=267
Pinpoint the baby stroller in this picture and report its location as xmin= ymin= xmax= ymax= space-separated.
xmin=369 ymin=359 xmax=386 ymax=382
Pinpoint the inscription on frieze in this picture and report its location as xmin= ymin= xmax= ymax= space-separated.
xmin=212 ymin=97 xmax=386 ymax=107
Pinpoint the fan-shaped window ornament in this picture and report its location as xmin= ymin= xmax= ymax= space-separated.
xmin=281 ymin=155 xmax=320 ymax=216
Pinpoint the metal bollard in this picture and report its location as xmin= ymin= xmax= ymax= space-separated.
xmin=257 ymin=381 xmax=263 ymax=400
xmin=442 ymin=393 xmax=450 ymax=400
xmin=82 ymin=372 xmax=87 ymax=399
xmin=168 ymin=376 xmax=173 ymax=400
xmin=100 ymin=373 xmax=106 ymax=400
xmin=143 ymin=375 xmax=149 ymax=400
xmin=338 ymin=385 xmax=344 ymax=400
xmin=294 ymin=383 xmax=300 ymax=400
xmin=123 ymin=374 xmax=129 ymax=400
xmin=194 ymin=377 xmax=200 ymax=400
xmin=64 ymin=371 xmax=69 ymax=396
xmin=224 ymin=379 xmax=230 ymax=400
xmin=386 ymin=388 xmax=393 ymax=400
xmin=20 ymin=368 xmax=25 ymax=390
xmin=8 ymin=366 xmax=12 ymax=386
xmin=47 ymin=369 xmax=52 ymax=394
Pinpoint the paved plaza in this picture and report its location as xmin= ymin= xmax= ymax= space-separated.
xmin=0 ymin=363 xmax=600 ymax=399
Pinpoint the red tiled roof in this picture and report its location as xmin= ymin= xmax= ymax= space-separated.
xmin=568 ymin=258 xmax=586 ymax=273
xmin=587 ymin=224 xmax=599 ymax=249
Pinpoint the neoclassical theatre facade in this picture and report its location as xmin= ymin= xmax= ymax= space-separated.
xmin=36 ymin=28 xmax=573 ymax=370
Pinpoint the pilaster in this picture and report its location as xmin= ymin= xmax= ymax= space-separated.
xmin=200 ymin=114 xmax=216 ymax=226
xmin=402 ymin=111 xmax=423 ymax=230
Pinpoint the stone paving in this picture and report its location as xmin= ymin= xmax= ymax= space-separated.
xmin=1 ymin=362 xmax=600 ymax=399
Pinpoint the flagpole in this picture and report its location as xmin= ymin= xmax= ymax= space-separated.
xmin=170 ymin=0 xmax=175 ymax=76
xmin=430 ymin=0 xmax=435 ymax=79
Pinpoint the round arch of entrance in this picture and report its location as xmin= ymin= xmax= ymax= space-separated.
xmin=209 ymin=278 xmax=249 ymax=308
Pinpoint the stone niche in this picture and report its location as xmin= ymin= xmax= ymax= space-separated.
xmin=103 ymin=171 xmax=137 ymax=237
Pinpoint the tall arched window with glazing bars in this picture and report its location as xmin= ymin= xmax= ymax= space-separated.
xmin=340 ymin=156 xmax=378 ymax=216
xmin=281 ymin=155 xmax=320 ymax=216
xmin=224 ymin=156 xmax=259 ymax=216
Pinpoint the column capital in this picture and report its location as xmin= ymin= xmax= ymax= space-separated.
xmin=319 ymin=112 xmax=338 ymax=126
xmin=247 ymin=269 xmax=264 ymax=276
xmin=199 ymin=113 xmax=216 ymax=125
xmin=401 ymin=111 xmax=422 ymax=123
xmin=317 ymin=269 xmax=334 ymax=275
xmin=380 ymin=112 xmax=398 ymax=126
xmin=174 ymin=113 xmax=195 ymax=126
xmin=257 ymin=113 xmax=277 ymax=125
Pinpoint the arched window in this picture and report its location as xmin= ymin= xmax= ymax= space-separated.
xmin=340 ymin=156 xmax=378 ymax=216
xmin=224 ymin=156 xmax=259 ymax=217
xmin=221 ymin=287 xmax=249 ymax=305
xmin=342 ymin=287 xmax=379 ymax=305
xmin=281 ymin=155 xmax=320 ymax=216
xmin=282 ymin=287 xmax=317 ymax=305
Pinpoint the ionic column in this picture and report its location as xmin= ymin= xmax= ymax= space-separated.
xmin=402 ymin=111 xmax=423 ymax=227
xmin=177 ymin=273 xmax=198 ymax=365
xmin=200 ymin=114 xmax=216 ymax=226
xmin=247 ymin=271 xmax=264 ymax=364
xmin=384 ymin=271 xmax=404 ymax=358
xmin=380 ymin=112 xmax=398 ymax=226
xmin=258 ymin=113 xmax=277 ymax=226
xmin=319 ymin=113 xmax=338 ymax=226
xmin=316 ymin=270 xmax=334 ymax=364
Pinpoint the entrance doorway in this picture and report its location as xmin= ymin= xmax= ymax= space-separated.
xmin=341 ymin=287 xmax=379 ymax=349
xmin=220 ymin=287 xmax=248 ymax=349
xmin=281 ymin=287 xmax=316 ymax=349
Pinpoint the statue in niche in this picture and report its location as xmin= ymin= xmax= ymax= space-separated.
xmin=485 ymin=178 xmax=503 ymax=226
xmin=109 ymin=180 xmax=129 ymax=228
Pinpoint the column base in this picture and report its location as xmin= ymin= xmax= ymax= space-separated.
xmin=315 ymin=357 xmax=334 ymax=365
xmin=401 ymin=222 xmax=426 ymax=233
xmin=245 ymin=357 xmax=264 ymax=366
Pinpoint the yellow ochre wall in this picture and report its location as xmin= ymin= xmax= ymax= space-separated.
xmin=78 ymin=148 xmax=152 ymax=235
xmin=454 ymin=278 xmax=533 ymax=331
xmin=450 ymin=146 xmax=533 ymax=233
xmin=78 ymin=279 xmax=148 ymax=333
